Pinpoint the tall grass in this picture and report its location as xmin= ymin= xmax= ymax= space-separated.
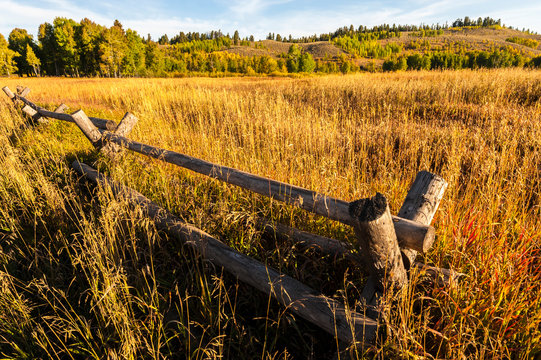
xmin=0 ymin=69 xmax=540 ymax=359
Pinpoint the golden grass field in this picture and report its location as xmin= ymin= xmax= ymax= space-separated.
xmin=0 ymin=69 xmax=540 ymax=359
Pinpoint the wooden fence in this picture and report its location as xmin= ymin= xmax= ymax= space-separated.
xmin=2 ymin=85 xmax=460 ymax=347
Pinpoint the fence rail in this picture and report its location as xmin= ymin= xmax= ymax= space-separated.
xmin=2 ymin=85 xmax=458 ymax=348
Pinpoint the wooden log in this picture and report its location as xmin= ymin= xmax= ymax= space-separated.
xmin=360 ymin=171 xmax=448 ymax=312
xmin=349 ymin=193 xmax=408 ymax=290
xmin=398 ymin=171 xmax=448 ymax=268
xmin=71 ymin=110 xmax=103 ymax=149
xmin=100 ymin=112 xmax=138 ymax=155
xmin=2 ymin=86 xmax=16 ymax=101
xmin=260 ymin=219 xmax=353 ymax=258
xmin=18 ymin=87 xmax=30 ymax=98
xmin=21 ymin=105 xmax=47 ymax=124
xmin=54 ymin=103 xmax=68 ymax=113
xmin=260 ymin=219 xmax=460 ymax=287
xmin=102 ymin=132 xmax=433 ymax=252
xmin=71 ymin=161 xmax=378 ymax=345
xmin=2 ymin=90 xmax=116 ymax=130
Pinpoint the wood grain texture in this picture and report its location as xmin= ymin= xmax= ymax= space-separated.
xmin=101 ymin=112 xmax=138 ymax=155
xmin=72 ymin=161 xmax=379 ymax=345
xmin=350 ymin=193 xmax=408 ymax=290
xmin=398 ymin=170 xmax=448 ymax=268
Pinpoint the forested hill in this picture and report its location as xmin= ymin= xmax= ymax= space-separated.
xmin=1 ymin=16 xmax=541 ymax=77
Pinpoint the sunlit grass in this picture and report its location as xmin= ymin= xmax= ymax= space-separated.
xmin=0 ymin=69 xmax=540 ymax=358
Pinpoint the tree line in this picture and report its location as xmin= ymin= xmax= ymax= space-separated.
xmin=1 ymin=16 xmax=540 ymax=78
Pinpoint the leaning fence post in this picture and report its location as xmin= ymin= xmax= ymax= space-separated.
xmin=100 ymin=112 xmax=138 ymax=155
xmin=398 ymin=171 xmax=448 ymax=268
xmin=17 ymin=87 xmax=30 ymax=98
xmin=349 ymin=192 xmax=408 ymax=291
xmin=70 ymin=110 xmax=104 ymax=149
xmin=2 ymin=86 xmax=16 ymax=102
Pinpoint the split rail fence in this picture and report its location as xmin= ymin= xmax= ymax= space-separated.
xmin=2 ymin=85 xmax=460 ymax=347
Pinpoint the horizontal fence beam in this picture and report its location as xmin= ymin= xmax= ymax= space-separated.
xmin=72 ymin=161 xmax=378 ymax=345
xmin=102 ymin=131 xmax=435 ymax=253
xmin=261 ymin=219 xmax=462 ymax=286
xmin=2 ymin=86 xmax=117 ymax=130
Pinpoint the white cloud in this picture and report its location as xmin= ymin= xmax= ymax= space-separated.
xmin=0 ymin=0 xmax=111 ymax=36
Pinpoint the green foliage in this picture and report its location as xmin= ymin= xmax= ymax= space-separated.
xmin=8 ymin=28 xmax=34 ymax=76
xmin=53 ymin=17 xmax=79 ymax=76
xmin=333 ymin=36 xmax=402 ymax=58
xmin=99 ymin=21 xmax=127 ymax=77
xmin=286 ymin=44 xmax=300 ymax=72
xmin=25 ymin=44 xmax=40 ymax=76
xmin=406 ymin=53 xmax=431 ymax=70
xmin=0 ymin=34 xmax=18 ymax=76
xmin=506 ymin=37 xmax=539 ymax=49
xmin=299 ymin=53 xmax=316 ymax=73
xmin=4 ymin=15 xmax=540 ymax=77
xmin=530 ymin=56 xmax=541 ymax=68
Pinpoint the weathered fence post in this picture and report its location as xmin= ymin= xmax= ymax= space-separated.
xmin=349 ymin=193 xmax=408 ymax=291
xmin=17 ymin=87 xmax=30 ymax=98
xmin=398 ymin=171 xmax=448 ymax=268
xmin=360 ymin=171 xmax=448 ymax=314
xmin=54 ymin=103 xmax=68 ymax=113
xmin=2 ymin=86 xmax=16 ymax=102
xmin=100 ymin=112 xmax=138 ymax=154
xmin=71 ymin=110 xmax=104 ymax=149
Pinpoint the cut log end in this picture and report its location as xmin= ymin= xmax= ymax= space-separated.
xmin=350 ymin=193 xmax=408 ymax=291
xmin=349 ymin=192 xmax=387 ymax=221
xmin=2 ymin=86 xmax=15 ymax=100
xmin=54 ymin=103 xmax=68 ymax=113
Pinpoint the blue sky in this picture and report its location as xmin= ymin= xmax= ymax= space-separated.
xmin=1 ymin=0 xmax=540 ymax=40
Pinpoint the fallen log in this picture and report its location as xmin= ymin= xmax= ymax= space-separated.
xmin=72 ymin=161 xmax=379 ymax=345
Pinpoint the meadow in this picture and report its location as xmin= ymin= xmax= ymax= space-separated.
xmin=0 ymin=69 xmax=540 ymax=359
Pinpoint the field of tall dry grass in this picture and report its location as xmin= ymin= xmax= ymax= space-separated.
xmin=0 ymin=69 xmax=540 ymax=359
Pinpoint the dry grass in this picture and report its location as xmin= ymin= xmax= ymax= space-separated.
xmin=0 ymin=69 xmax=540 ymax=359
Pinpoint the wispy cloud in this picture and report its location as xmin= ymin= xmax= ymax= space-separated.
xmin=220 ymin=0 xmax=293 ymax=16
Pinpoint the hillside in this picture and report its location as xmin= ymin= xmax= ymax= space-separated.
xmin=223 ymin=27 xmax=541 ymax=61
xmin=226 ymin=40 xmax=346 ymax=58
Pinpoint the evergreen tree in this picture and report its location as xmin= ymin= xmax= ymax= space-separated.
xmin=233 ymin=30 xmax=240 ymax=45
xmin=38 ymin=22 xmax=57 ymax=75
xmin=53 ymin=17 xmax=79 ymax=76
xmin=75 ymin=18 xmax=104 ymax=75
